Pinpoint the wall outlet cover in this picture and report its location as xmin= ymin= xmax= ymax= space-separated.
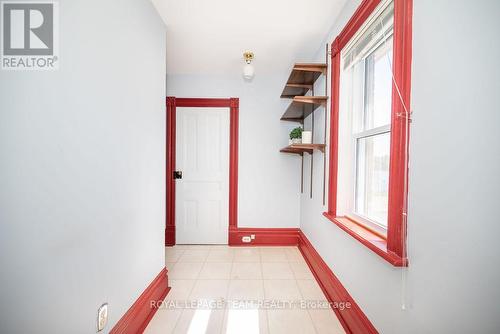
xmin=242 ymin=236 xmax=251 ymax=243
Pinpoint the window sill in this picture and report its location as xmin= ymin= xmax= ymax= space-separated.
xmin=323 ymin=212 xmax=408 ymax=267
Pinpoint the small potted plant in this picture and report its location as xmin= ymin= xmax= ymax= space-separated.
xmin=289 ymin=127 xmax=303 ymax=145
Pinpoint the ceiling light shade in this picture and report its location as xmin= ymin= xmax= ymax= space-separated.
xmin=242 ymin=51 xmax=255 ymax=81
xmin=243 ymin=63 xmax=255 ymax=80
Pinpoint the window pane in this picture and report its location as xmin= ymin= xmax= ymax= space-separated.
xmin=355 ymin=132 xmax=390 ymax=227
xmin=342 ymin=2 xmax=394 ymax=70
xmin=364 ymin=39 xmax=393 ymax=130
xmin=338 ymin=0 xmax=394 ymax=231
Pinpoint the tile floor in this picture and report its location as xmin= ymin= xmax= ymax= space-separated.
xmin=144 ymin=245 xmax=345 ymax=334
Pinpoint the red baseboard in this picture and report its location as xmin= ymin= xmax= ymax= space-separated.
xmin=165 ymin=226 xmax=175 ymax=246
xmin=228 ymin=227 xmax=300 ymax=246
xmin=298 ymin=231 xmax=378 ymax=334
xmin=110 ymin=268 xmax=171 ymax=334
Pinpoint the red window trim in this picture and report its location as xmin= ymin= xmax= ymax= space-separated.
xmin=325 ymin=0 xmax=412 ymax=267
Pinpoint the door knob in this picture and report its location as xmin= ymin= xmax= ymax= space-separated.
xmin=173 ymin=171 xmax=182 ymax=179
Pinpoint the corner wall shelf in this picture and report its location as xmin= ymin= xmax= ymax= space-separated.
xmin=280 ymin=144 xmax=326 ymax=155
xmin=280 ymin=96 xmax=328 ymax=122
xmin=279 ymin=46 xmax=329 ymax=203
xmin=280 ymin=63 xmax=328 ymax=98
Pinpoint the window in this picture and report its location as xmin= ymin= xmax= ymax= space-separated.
xmin=337 ymin=1 xmax=393 ymax=235
xmin=325 ymin=0 xmax=412 ymax=266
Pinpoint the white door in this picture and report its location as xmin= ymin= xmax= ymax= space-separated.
xmin=175 ymin=107 xmax=230 ymax=244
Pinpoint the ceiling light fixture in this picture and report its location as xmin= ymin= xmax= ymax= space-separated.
xmin=242 ymin=51 xmax=255 ymax=81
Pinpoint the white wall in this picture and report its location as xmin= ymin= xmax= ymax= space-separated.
xmin=301 ymin=0 xmax=500 ymax=333
xmin=0 ymin=0 xmax=166 ymax=333
xmin=167 ymin=74 xmax=301 ymax=228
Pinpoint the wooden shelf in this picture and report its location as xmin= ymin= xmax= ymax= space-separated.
xmin=280 ymin=143 xmax=326 ymax=155
xmin=279 ymin=47 xmax=329 ymax=201
xmin=280 ymin=96 xmax=328 ymax=122
xmin=280 ymin=63 xmax=327 ymax=98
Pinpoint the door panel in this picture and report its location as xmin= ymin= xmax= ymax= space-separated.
xmin=175 ymin=107 xmax=229 ymax=244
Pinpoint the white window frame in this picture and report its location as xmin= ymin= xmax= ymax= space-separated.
xmin=339 ymin=0 xmax=395 ymax=236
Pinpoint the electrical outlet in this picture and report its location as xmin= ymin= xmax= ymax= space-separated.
xmin=97 ymin=303 xmax=108 ymax=332
xmin=242 ymin=236 xmax=251 ymax=243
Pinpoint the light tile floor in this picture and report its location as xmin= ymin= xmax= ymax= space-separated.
xmin=144 ymin=245 xmax=345 ymax=334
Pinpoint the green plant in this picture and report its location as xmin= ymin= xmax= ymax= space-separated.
xmin=289 ymin=127 xmax=303 ymax=139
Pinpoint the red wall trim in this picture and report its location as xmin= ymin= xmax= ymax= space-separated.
xmin=323 ymin=213 xmax=407 ymax=267
xmin=165 ymin=97 xmax=239 ymax=246
xmin=331 ymin=0 xmax=381 ymax=56
xmin=326 ymin=0 xmax=412 ymax=264
xmin=228 ymin=227 xmax=300 ymax=246
xmin=229 ymin=98 xmax=239 ymax=230
xmin=165 ymin=225 xmax=175 ymax=247
xmin=166 ymin=97 xmax=176 ymax=246
xmin=386 ymin=0 xmax=412 ymax=258
xmin=298 ymin=231 xmax=378 ymax=334
xmin=175 ymin=98 xmax=234 ymax=108
xmin=327 ymin=51 xmax=341 ymax=216
xmin=110 ymin=268 xmax=170 ymax=334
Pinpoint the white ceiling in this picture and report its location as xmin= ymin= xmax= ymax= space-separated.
xmin=151 ymin=0 xmax=348 ymax=75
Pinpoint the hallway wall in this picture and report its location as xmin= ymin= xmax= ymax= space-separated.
xmin=0 ymin=0 xmax=166 ymax=332
xmin=300 ymin=0 xmax=500 ymax=333
xmin=167 ymin=74 xmax=302 ymax=229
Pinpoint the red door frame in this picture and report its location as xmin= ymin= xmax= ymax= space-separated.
xmin=166 ymin=97 xmax=239 ymax=246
